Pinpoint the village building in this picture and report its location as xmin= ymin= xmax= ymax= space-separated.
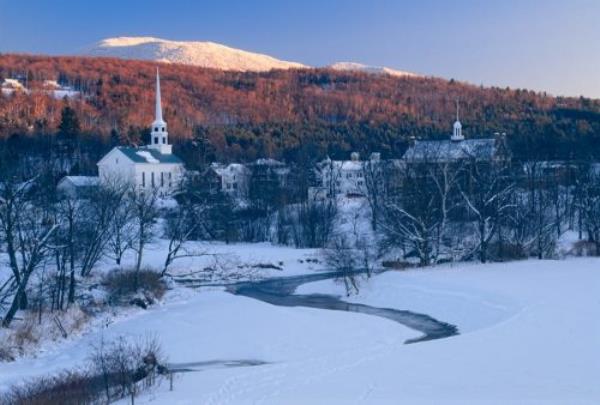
xmin=56 ymin=176 xmax=100 ymax=198
xmin=402 ymin=103 xmax=509 ymax=165
xmin=310 ymin=152 xmax=384 ymax=199
xmin=209 ymin=163 xmax=251 ymax=199
xmin=97 ymin=69 xmax=184 ymax=194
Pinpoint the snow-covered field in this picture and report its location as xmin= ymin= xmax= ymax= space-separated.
xmin=2 ymin=247 xmax=598 ymax=404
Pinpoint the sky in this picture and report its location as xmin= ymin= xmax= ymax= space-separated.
xmin=1 ymin=0 xmax=599 ymax=98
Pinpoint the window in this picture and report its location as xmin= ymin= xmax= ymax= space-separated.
xmin=161 ymin=172 xmax=164 ymax=187
xmin=161 ymin=128 xmax=165 ymax=132
xmin=346 ymin=173 xmax=352 ymax=179
xmin=162 ymin=137 xmax=166 ymax=144
xmin=154 ymin=137 xmax=158 ymax=144
xmin=169 ymin=172 xmax=172 ymax=187
xmin=116 ymin=158 xmax=119 ymax=164
xmin=154 ymin=127 xmax=158 ymax=132
xmin=142 ymin=172 xmax=146 ymax=187
xmin=151 ymin=172 xmax=155 ymax=187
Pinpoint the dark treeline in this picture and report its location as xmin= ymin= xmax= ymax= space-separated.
xmin=2 ymin=54 xmax=600 ymax=166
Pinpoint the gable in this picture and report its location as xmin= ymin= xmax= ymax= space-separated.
xmin=97 ymin=147 xmax=135 ymax=167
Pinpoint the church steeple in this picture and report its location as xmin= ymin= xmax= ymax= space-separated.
xmin=451 ymin=99 xmax=464 ymax=142
xmin=148 ymin=67 xmax=172 ymax=154
xmin=155 ymin=68 xmax=163 ymax=123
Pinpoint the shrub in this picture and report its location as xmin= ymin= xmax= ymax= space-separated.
xmin=0 ymin=336 xmax=167 ymax=405
xmin=103 ymin=268 xmax=166 ymax=307
xmin=570 ymin=240 xmax=600 ymax=257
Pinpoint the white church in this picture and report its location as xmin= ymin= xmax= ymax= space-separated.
xmin=97 ymin=69 xmax=184 ymax=193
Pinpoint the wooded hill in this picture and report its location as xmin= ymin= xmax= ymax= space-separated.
xmin=1 ymin=53 xmax=600 ymax=165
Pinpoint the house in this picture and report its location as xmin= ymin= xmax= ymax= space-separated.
xmin=57 ymin=176 xmax=100 ymax=198
xmin=97 ymin=69 xmax=184 ymax=194
xmin=248 ymin=158 xmax=290 ymax=209
xmin=210 ymin=163 xmax=250 ymax=199
xmin=312 ymin=152 xmax=383 ymax=199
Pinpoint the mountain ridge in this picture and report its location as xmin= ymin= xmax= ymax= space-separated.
xmin=80 ymin=36 xmax=418 ymax=77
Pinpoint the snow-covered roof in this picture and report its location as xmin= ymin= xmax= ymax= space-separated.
xmin=136 ymin=151 xmax=160 ymax=163
xmin=114 ymin=146 xmax=183 ymax=164
xmin=253 ymin=158 xmax=285 ymax=166
xmin=212 ymin=163 xmax=249 ymax=177
xmin=319 ymin=159 xmax=363 ymax=171
xmin=403 ymin=139 xmax=497 ymax=162
xmin=59 ymin=176 xmax=100 ymax=187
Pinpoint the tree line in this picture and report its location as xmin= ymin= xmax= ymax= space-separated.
xmin=2 ymin=54 xmax=600 ymax=163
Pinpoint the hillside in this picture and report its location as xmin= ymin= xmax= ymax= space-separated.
xmin=1 ymin=54 xmax=600 ymax=164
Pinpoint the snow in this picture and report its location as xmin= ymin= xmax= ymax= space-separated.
xmin=134 ymin=258 xmax=599 ymax=404
xmin=60 ymin=175 xmax=100 ymax=187
xmin=2 ymin=234 xmax=599 ymax=403
xmin=136 ymin=151 xmax=160 ymax=164
xmin=329 ymin=62 xmax=419 ymax=78
xmin=77 ymin=37 xmax=418 ymax=77
xmin=80 ymin=37 xmax=307 ymax=72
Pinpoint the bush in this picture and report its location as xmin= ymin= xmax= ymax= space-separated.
xmin=0 ymin=336 xmax=167 ymax=405
xmin=570 ymin=240 xmax=600 ymax=257
xmin=103 ymin=268 xmax=166 ymax=307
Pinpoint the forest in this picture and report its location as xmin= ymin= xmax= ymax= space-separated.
xmin=1 ymin=53 xmax=600 ymax=173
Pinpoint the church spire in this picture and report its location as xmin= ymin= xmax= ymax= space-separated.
xmin=451 ymin=99 xmax=464 ymax=142
xmin=148 ymin=67 xmax=171 ymax=154
xmin=155 ymin=68 xmax=163 ymax=123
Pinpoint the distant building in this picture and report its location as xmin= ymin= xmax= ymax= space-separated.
xmin=57 ymin=176 xmax=100 ymax=198
xmin=210 ymin=163 xmax=250 ymax=199
xmin=402 ymin=102 xmax=509 ymax=164
xmin=97 ymin=69 xmax=184 ymax=194
xmin=248 ymin=158 xmax=290 ymax=208
xmin=312 ymin=152 xmax=383 ymax=199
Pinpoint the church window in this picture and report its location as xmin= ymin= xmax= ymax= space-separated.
xmin=162 ymin=128 xmax=165 ymax=132
xmin=162 ymin=138 xmax=166 ymax=144
xmin=169 ymin=172 xmax=172 ymax=187
xmin=154 ymin=137 xmax=158 ymax=144
xmin=155 ymin=127 xmax=158 ymax=132
xmin=142 ymin=172 xmax=146 ymax=187
xmin=161 ymin=172 xmax=164 ymax=187
xmin=151 ymin=172 xmax=155 ymax=187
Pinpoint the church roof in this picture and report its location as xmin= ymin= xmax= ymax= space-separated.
xmin=403 ymin=138 xmax=497 ymax=162
xmin=116 ymin=146 xmax=183 ymax=164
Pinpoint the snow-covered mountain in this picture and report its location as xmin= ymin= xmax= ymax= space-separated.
xmin=79 ymin=37 xmax=417 ymax=77
xmin=328 ymin=62 xmax=418 ymax=78
xmin=80 ymin=37 xmax=307 ymax=72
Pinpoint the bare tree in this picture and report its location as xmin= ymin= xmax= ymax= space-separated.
xmin=380 ymin=158 xmax=461 ymax=266
xmin=0 ymin=176 xmax=59 ymax=327
xmin=129 ymin=187 xmax=159 ymax=282
xmin=362 ymin=155 xmax=386 ymax=231
xmin=574 ymin=163 xmax=600 ymax=253
xmin=460 ymin=160 xmax=515 ymax=262
xmin=161 ymin=197 xmax=209 ymax=276
xmin=292 ymin=198 xmax=337 ymax=248
xmin=323 ymin=236 xmax=361 ymax=296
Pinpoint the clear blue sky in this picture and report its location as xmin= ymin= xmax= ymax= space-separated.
xmin=1 ymin=0 xmax=599 ymax=98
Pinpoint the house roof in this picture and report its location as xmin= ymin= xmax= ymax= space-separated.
xmin=114 ymin=146 xmax=183 ymax=164
xmin=59 ymin=176 xmax=100 ymax=187
xmin=403 ymin=138 xmax=497 ymax=162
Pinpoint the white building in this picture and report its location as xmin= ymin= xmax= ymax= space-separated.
xmin=311 ymin=152 xmax=381 ymax=199
xmin=210 ymin=163 xmax=250 ymax=199
xmin=57 ymin=176 xmax=100 ymax=198
xmin=97 ymin=69 xmax=184 ymax=194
